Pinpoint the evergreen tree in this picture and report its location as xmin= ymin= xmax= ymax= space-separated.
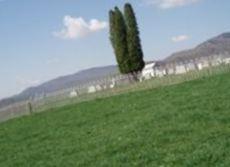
xmin=109 ymin=7 xmax=129 ymax=74
xmin=109 ymin=10 xmax=117 ymax=61
xmin=109 ymin=4 xmax=145 ymax=80
xmin=124 ymin=3 xmax=145 ymax=75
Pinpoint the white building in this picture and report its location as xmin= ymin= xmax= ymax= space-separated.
xmin=153 ymin=61 xmax=167 ymax=77
xmin=69 ymin=90 xmax=78 ymax=98
xmin=197 ymin=63 xmax=203 ymax=70
xmin=110 ymin=79 xmax=116 ymax=88
xmin=185 ymin=62 xmax=197 ymax=71
xmin=142 ymin=62 xmax=156 ymax=79
xmin=223 ymin=57 xmax=230 ymax=64
xmin=175 ymin=64 xmax=187 ymax=74
xmin=88 ymin=84 xmax=103 ymax=93
xmin=200 ymin=60 xmax=210 ymax=69
xmin=215 ymin=56 xmax=224 ymax=65
xmin=209 ymin=56 xmax=223 ymax=66
xmin=95 ymin=85 xmax=103 ymax=91
xmin=154 ymin=68 xmax=167 ymax=77
xmin=166 ymin=65 xmax=175 ymax=75
xmin=88 ymin=86 xmax=97 ymax=93
xmin=140 ymin=55 xmax=229 ymax=80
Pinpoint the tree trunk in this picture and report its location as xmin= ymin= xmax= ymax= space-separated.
xmin=131 ymin=72 xmax=139 ymax=82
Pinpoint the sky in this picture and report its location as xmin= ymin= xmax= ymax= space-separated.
xmin=0 ymin=0 xmax=230 ymax=99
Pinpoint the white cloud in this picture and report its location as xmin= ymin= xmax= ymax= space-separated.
xmin=171 ymin=35 xmax=189 ymax=42
xmin=146 ymin=0 xmax=200 ymax=9
xmin=53 ymin=15 xmax=108 ymax=39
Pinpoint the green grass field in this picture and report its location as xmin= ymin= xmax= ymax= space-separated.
xmin=1 ymin=72 xmax=230 ymax=166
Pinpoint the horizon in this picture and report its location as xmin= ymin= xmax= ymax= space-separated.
xmin=1 ymin=31 xmax=228 ymax=100
xmin=1 ymin=0 xmax=230 ymax=99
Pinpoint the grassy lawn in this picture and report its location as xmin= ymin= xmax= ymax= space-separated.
xmin=0 ymin=72 xmax=230 ymax=166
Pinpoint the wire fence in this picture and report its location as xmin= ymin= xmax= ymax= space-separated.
xmin=1 ymin=64 xmax=230 ymax=123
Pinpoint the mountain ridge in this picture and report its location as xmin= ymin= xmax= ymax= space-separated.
xmin=0 ymin=65 xmax=118 ymax=108
xmin=1 ymin=32 xmax=230 ymax=108
xmin=165 ymin=33 xmax=230 ymax=62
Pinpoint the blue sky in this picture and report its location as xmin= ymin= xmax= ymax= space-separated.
xmin=0 ymin=0 xmax=230 ymax=99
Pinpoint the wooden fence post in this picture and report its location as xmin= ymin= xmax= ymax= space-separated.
xmin=28 ymin=102 xmax=33 ymax=115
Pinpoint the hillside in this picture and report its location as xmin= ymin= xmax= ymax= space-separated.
xmin=165 ymin=32 xmax=230 ymax=62
xmin=0 ymin=72 xmax=230 ymax=166
xmin=0 ymin=65 xmax=118 ymax=108
xmin=1 ymin=32 xmax=230 ymax=108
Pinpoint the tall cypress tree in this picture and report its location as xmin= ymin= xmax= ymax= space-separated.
xmin=109 ymin=4 xmax=144 ymax=79
xmin=109 ymin=10 xmax=117 ymax=62
xmin=124 ymin=3 xmax=145 ymax=75
xmin=109 ymin=7 xmax=129 ymax=74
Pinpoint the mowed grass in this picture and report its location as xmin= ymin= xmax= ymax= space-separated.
xmin=1 ymin=72 xmax=230 ymax=167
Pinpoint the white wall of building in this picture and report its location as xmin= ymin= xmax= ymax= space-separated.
xmin=69 ymin=90 xmax=78 ymax=98
xmin=175 ymin=65 xmax=187 ymax=74
xmin=142 ymin=62 xmax=156 ymax=79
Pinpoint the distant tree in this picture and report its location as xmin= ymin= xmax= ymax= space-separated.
xmin=124 ymin=3 xmax=145 ymax=78
xmin=109 ymin=7 xmax=129 ymax=74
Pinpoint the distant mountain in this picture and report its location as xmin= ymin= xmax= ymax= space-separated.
xmin=165 ymin=33 xmax=230 ymax=62
xmin=0 ymin=65 xmax=118 ymax=108
xmin=1 ymin=32 xmax=230 ymax=109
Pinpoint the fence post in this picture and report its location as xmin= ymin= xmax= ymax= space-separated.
xmin=28 ymin=102 xmax=33 ymax=115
